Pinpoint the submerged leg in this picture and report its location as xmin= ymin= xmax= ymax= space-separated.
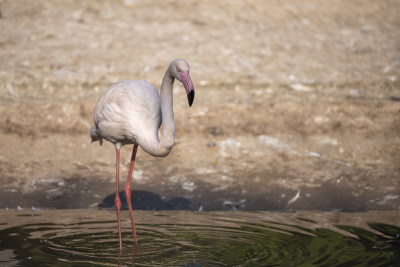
xmin=124 ymin=145 xmax=138 ymax=244
xmin=115 ymin=144 xmax=123 ymax=251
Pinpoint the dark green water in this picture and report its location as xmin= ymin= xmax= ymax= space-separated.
xmin=0 ymin=209 xmax=399 ymax=266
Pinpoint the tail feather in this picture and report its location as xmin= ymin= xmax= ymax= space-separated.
xmin=90 ymin=126 xmax=103 ymax=146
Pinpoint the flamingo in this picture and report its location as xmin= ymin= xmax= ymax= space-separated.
xmin=90 ymin=59 xmax=195 ymax=251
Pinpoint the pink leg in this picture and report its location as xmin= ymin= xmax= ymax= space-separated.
xmin=124 ymin=145 xmax=138 ymax=244
xmin=115 ymin=146 xmax=123 ymax=251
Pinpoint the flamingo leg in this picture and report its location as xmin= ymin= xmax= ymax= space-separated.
xmin=115 ymin=145 xmax=123 ymax=251
xmin=124 ymin=145 xmax=138 ymax=244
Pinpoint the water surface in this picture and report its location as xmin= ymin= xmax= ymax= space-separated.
xmin=0 ymin=209 xmax=399 ymax=266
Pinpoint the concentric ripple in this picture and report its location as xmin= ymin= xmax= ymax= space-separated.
xmin=0 ymin=210 xmax=399 ymax=266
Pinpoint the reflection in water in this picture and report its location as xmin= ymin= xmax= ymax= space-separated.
xmin=0 ymin=210 xmax=399 ymax=266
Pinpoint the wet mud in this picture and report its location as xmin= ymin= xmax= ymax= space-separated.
xmin=0 ymin=0 xmax=399 ymax=211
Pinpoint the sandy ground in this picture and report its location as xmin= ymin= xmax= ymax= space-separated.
xmin=0 ymin=0 xmax=399 ymax=211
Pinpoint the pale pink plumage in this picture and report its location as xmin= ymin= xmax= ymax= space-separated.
xmin=93 ymin=80 xmax=161 ymax=152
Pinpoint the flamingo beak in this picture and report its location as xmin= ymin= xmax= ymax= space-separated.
xmin=180 ymin=72 xmax=195 ymax=107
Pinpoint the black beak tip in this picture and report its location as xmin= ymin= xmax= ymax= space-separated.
xmin=188 ymin=90 xmax=195 ymax=107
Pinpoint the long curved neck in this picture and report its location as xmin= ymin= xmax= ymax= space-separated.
xmin=154 ymin=67 xmax=176 ymax=156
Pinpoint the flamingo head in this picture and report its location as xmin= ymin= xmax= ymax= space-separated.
xmin=170 ymin=59 xmax=195 ymax=107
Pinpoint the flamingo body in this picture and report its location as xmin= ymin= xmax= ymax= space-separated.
xmin=92 ymin=80 xmax=161 ymax=153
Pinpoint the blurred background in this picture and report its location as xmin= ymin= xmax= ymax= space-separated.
xmin=0 ymin=0 xmax=399 ymax=211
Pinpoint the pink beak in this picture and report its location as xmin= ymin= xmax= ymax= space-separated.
xmin=179 ymin=72 xmax=195 ymax=107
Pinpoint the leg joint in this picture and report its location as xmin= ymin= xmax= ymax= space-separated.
xmin=115 ymin=194 xmax=122 ymax=210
